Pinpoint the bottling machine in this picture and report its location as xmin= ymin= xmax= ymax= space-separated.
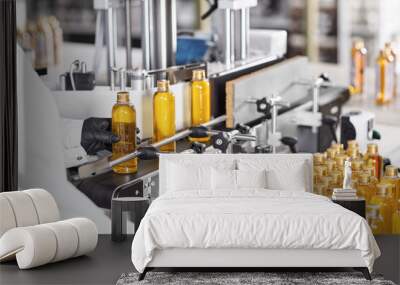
xmin=18 ymin=0 xmax=350 ymax=236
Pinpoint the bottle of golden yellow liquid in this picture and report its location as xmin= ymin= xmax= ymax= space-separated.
xmin=111 ymin=92 xmax=137 ymax=174
xmin=350 ymin=39 xmax=367 ymax=95
xmin=365 ymin=143 xmax=383 ymax=180
xmin=357 ymin=173 xmax=375 ymax=203
xmin=381 ymin=165 xmax=400 ymax=204
xmin=190 ymin=70 xmax=211 ymax=142
xmin=153 ymin=80 xmax=176 ymax=152
xmin=376 ymin=49 xmax=394 ymax=105
xmin=384 ymin=42 xmax=397 ymax=98
xmin=370 ymin=183 xmax=394 ymax=233
xmin=367 ymin=204 xmax=385 ymax=235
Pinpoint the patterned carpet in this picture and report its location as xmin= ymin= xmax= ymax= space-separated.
xmin=117 ymin=271 xmax=396 ymax=285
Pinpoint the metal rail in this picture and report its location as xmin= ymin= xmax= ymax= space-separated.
xmin=109 ymin=115 xmax=227 ymax=167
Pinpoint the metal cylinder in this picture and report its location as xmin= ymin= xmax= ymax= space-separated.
xmin=106 ymin=7 xmax=116 ymax=84
xmin=141 ymin=0 xmax=151 ymax=70
xmin=240 ymin=8 xmax=249 ymax=60
xmin=224 ymin=9 xmax=232 ymax=66
xmin=142 ymin=0 xmax=177 ymax=70
xmin=125 ymin=0 xmax=132 ymax=70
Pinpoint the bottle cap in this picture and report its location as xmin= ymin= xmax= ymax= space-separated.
xmin=347 ymin=148 xmax=359 ymax=159
xmin=354 ymin=39 xmax=365 ymax=49
xmin=384 ymin=42 xmax=392 ymax=49
xmin=347 ymin=140 xmax=358 ymax=149
xmin=157 ymin=79 xmax=170 ymax=92
xmin=327 ymin=148 xmax=337 ymax=159
xmin=367 ymin=143 xmax=378 ymax=155
xmin=313 ymin=153 xmax=324 ymax=164
xmin=330 ymin=143 xmax=342 ymax=153
xmin=385 ymin=165 xmax=398 ymax=177
xmin=335 ymin=156 xmax=346 ymax=168
xmin=117 ymin=91 xmax=130 ymax=103
xmin=192 ymin=69 xmax=206 ymax=81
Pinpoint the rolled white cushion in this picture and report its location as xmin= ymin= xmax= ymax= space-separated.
xmin=42 ymin=221 xmax=79 ymax=262
xmin=0 ymin=218 xmax=98 ymax=269
xmin=0 ymin=226 xmax=57 ymax=269
xmin=24 ymin=189 xmax=60 ymax=224
xmin=0 ymin=192 xmax=39 ymax=227
xmin=64 ymin=218 xmax=98 ymax=257
xmin=0 ymin=196 xmax=17 ymax=237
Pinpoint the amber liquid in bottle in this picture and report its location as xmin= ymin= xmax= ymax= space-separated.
xmin=349 ymin=39 xmax=367 ymax=95
xmin=190 ymin=70 xmax=211 ymax=143
xmin=153 ymin=80 xmax=176 ymax=152
xmin=376 ymin=49 xmax=394 ymax=105
xmin=385 ymin=42 xmax=397 ymax=98
xmin=365 ymin=143 xmax=383 ymax=180
xmin=370 ymin=184 xmax=394 ymax=234
xmin=111 ymin=92 xmax=137 ymax=174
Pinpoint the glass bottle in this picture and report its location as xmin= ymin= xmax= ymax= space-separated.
xmin=370 ymin=183 xmax=394 ymax=233
xmin=384 ymin=42 xmax=397 ymax=99
xmin=111 ymin=92 xmax=137 ymax=174
xmin=153 ymin=80 xmax=176 ymax=152
xmin=326 ymin=148 xmax=337 ymax=160
xmin=325 ymin=159 xmax=336 ymax=173
xmin=365 ymin=143 xmax=383 ymax=180
xmin=322 ymin=176 xmax=333 ymax=197
xmin=335 ymin=155 xmax=346 ymax=171
xmin=357 ymin=173 xmax=374 ymax=203
xmin=351 ymin=159 xmax=364 ymax=181
xmin=367 ymin=204 xmax=385 ymax=235
xmin=350 ymin=39 xmax=367 ymax=95
xmin=330 ymin=171 xmax=342 ymax=189
xmin=381 ymin=165 xmax=400 ymax=203
xmin=190 ymin=70 xmax=211 ymax=142
xmin=376 ymin=49 xmax=394 ymax=105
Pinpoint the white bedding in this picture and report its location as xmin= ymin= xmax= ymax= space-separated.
xmin=131 ymin=190 xmax=380 ymax=273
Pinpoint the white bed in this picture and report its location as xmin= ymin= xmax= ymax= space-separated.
xmin=131 ymin=154 xmax=380 ymax=280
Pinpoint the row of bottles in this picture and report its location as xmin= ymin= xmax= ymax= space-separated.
xmin=111 ymin=69 xmax=211 ymax=174
xmin=349 ymin=39 xmax=398 ymax=105
xmin=313 ymin=141 xmax=400 ymax=235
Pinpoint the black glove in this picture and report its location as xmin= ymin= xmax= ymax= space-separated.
xmin=81 ymin=118 xmax=119 ymax=155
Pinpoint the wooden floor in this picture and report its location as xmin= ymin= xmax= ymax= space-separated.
xmin=1 ymin=235 xmax=398 ymax=285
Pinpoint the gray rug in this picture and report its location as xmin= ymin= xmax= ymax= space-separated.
xmin=116 ymin=272 xmax=396 ymax=285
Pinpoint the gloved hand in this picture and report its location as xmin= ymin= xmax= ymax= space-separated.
xmin=81 ymin=118 xmax=119 ymax=155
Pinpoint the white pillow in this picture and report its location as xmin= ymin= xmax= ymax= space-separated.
xmin=212 ymin=168 xmax=237 ymax=191
xmin=236 ymin=169 xmax=267 ymax=189
xmin=167 ymin=162 xmax=212 ymax=192
xmin=266 ymin=166 xmax=306 ymax=191
xmin=237 ymin=157 xmax=308 ymax=191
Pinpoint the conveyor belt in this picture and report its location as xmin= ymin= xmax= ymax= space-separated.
xmin=72 ymin=86 xmax=348 ymax=209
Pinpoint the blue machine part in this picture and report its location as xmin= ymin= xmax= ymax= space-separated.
xmin=176 ymin=37 xmax=209 ymax=65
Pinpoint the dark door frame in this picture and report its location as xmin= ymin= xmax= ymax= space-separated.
xmin=0 ymin=0 xmax=18 ymax=192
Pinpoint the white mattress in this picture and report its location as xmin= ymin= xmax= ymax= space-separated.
xmin=131 ymin=190 xmax=380 ymax=273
